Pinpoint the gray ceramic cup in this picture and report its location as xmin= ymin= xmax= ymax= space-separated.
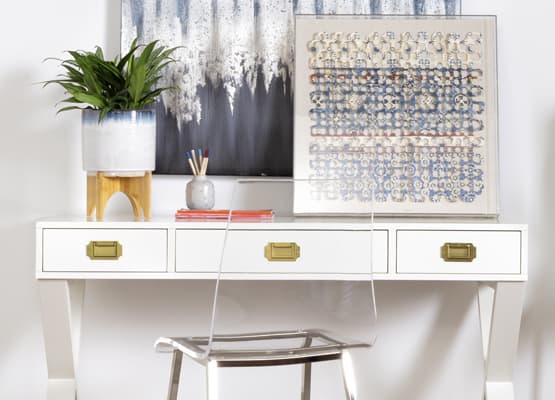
xmin=186 ymin=176 xmax=215 ymax=210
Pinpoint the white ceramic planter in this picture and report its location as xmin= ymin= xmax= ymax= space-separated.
xmin=82 ymin=110 xmax=156 ymax=176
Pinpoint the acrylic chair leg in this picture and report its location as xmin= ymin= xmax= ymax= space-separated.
xmin=206 ymin=361 xmax=219 ymax=400
xmin=167 ymin=350 xmax=183 ymax=400
xmin=301 ymin=336 xmax=313 ymax=400
xmin=340 ymin=351 xmax=357 ymax=400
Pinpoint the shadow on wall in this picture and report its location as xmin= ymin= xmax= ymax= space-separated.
xmin=379 ymin=282 xmax=478 ymax=400
xmin=79 ymin=280 xmax=482 ymax=399
xmin=0 ymin=69 xmax=82 ymax=218
xmin=0 ymin=68 xmax=82 ymax=397
xmin=104 ymin=0 xmax=121 ymax=58
xmin=521 ymin=112 xmax=555 ymax=400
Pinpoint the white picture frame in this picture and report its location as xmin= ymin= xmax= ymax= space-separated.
xmin=294 ymin=15 xmax=498 ymax=216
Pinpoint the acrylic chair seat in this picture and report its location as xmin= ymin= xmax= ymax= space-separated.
xmin=156 ymin=329 xmax=370 ymax=400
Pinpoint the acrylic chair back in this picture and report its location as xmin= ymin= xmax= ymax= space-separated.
xmin=205 ymin=178 xmax=378 ymax=358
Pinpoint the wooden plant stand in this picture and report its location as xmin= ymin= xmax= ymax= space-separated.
xmin=86 ymin=172 xmax=151 ymax=221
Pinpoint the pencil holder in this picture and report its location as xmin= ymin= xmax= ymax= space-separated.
xmin=186 ymin=176 xmax=215 ymax=210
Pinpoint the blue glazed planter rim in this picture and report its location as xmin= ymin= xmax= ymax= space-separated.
xmin=82 ymin=109 xmax=155 ymax=116
xmin=82 ymin=109 xmax=156 ymax=124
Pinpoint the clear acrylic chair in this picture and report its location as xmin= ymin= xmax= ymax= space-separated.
xmin=156 ymin=178 xmax=378 ymax=400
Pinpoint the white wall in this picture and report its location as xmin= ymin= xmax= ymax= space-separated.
xmin=0 ymin=1 xmax=552 ymax=399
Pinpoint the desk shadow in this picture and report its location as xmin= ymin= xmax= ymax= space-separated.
xmin=0 ymin=67 xmax=79 ymax=367
xmin=523 ymin=112 xmax=555 ymax=400
xmin=82 ymin=280 xmax=481 ymax=399
xmin=377 ymin=281 xmax=478 ymax=400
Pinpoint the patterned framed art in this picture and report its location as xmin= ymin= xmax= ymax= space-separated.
xmin=293 ymin=15 xmax=498 ymax=216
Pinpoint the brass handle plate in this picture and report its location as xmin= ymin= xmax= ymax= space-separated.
xmin=441 ymin=243 xmax=476 ymax=262
xmin=264 ymin=242 xmax=300 ymax=262
xmin=87 ymin=241 xmax=122 ymax=260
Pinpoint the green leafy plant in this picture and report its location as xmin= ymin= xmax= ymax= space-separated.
xmin=44 ymin=38 xmax=178 ymax=121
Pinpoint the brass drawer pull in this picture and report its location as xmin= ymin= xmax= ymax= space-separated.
xmin=264 ymin=242 xmax=300 ymax=262
xmin=441 ymin=243 xmax=476 ymax=262
xmin=87 ymin=241 xmax=122 ymax=260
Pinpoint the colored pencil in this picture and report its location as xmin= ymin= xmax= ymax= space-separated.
xmin=201 ymin=149 xmax=209 ymax=175
xmin=186 ymin=148 xmax=210 ymax=176
xmin=186 ymin=151 xmax=198 ymax=176
xmin=191 ymin=148 xmax=200 ymax=174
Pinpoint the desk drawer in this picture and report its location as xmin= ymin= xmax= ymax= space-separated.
xmin=396 ymin=230 xmax=521 ymax=275
xmin=42 ymin=229 xmax=167 ymax=272
xmin=176 ymin=229 xmax=388 ymax=274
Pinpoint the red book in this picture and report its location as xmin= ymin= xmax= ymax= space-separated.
xmin=175 ymin=209 xmax=274 ymax=221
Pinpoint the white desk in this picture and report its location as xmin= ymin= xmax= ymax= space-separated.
xmin=36 ymin=217 xmax=527 ymax=400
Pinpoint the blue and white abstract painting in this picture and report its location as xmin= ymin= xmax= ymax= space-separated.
xmin=122 ymin=0 xmax=461 ymax=175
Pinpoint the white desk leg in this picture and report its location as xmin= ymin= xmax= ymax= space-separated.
xmin=39 ymin=280 xmax=86 ymax=400
xmin=478 ymin=282 xmax=525 ymax=400
xmin=206 ymin=361 xmax=219 ymax=400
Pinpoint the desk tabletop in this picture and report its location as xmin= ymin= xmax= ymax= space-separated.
xmin=36 ymin=215 xmax=527 ymax=231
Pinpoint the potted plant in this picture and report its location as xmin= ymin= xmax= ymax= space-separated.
xmin=44 ymin=39 xmax=177 ymax=175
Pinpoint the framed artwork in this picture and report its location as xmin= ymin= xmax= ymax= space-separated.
xmin=121 ymin=1 xmax=460 ymax=176
xmin=294 ymin=15 xmax=498 ymax=216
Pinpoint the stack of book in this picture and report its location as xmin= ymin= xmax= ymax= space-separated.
xmin=175 ymin=209 xmax=274 ymax=221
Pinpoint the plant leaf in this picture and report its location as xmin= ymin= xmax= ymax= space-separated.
xmin=56 ymin=96 xmax=83 ymax=105
xmin=138 ymin=40 xmax=158 ymax=67
xmin=139 ymin=87 xmax=168 ymax=104
xmin=56 ymin=106 xmax=85 ymax=114
xmin=44 ymin=37 xmax=179 ymax=116
xmin=95 ymin=46 xmax=104 ymax=60
xmin=73 ymin=92 xmax=105 ymax=108
xmin=128 ymin=63 xmax=146 ymax=106
xmin=117 ymin=38 xmax=139 ymax=70
xmin=99 ymin=107 xmax=112 ymax=122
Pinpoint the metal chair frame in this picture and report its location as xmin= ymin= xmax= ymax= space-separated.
xmin=156 ymin=329 xmax=368 ymax=400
